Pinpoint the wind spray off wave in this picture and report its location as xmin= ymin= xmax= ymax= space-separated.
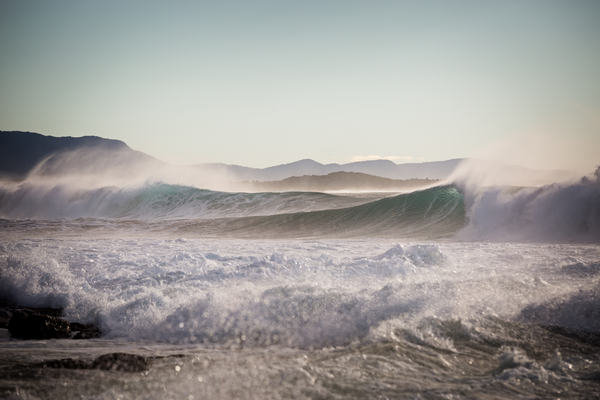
xmin=0 ymin=183 xmax=466 ymax=239
xmin=456 ymin=167 xmax=600 ymax=242
xmin=2 ymin=171 xmax=600 ymax=242
xmin=0 ymin=182 xmax=368 ymax=220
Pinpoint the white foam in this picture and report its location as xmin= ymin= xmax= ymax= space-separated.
xmin=2 ymin=239 xmax=598 ymax=348
xmin=455 ymin=168 xmax=600 ymax=242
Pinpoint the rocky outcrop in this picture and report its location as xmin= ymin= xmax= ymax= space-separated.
xmin=34 ymin=353 xmax=150 ymax=372
xmin=0 ymin=308 xmax=12 ymax=329
xmin=1 ymin=306 xmax=101 ymax=340
xmin=8 ymin=311 xmax=71 ymax=340
xmin=540 ymin=325 xmax=600 ymax=348
xmin=69 ymin=322 xmax=102 ymax=339
xmin=92 ymin=353 xmax=150 ymax=372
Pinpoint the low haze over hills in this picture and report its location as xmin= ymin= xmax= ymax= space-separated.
xmin=0 ymin=131 xmax=577 ymax=189
xmin=193 ymin=158 xmax=462 ymax=182
xmin=0 ymin=131 xmax=462 ymax=183
xmin=238 ymin=171 xmax=437 ymax=192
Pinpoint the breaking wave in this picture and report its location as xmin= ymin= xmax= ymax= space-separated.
xmin=1 ymin=167 xmax=599 ymax=242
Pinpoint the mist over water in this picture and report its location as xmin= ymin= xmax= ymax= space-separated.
xmin=2 ymin=153 xmax=599 ymax=243
xmin=449 ymin=160 xmax=600 ymax=243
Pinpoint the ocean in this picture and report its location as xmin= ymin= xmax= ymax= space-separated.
xmin=0 ymin=173 xmax=599 ymax=399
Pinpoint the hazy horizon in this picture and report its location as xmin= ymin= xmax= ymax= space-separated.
xmin=1 ymin=1 xmax=599 ymax=172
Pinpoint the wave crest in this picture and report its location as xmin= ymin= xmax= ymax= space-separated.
xmin=457 ymin=169 xmax=600 ymax=242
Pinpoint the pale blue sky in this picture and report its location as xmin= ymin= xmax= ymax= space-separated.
xmin=1 ymin=1 xmax=599 ymax=171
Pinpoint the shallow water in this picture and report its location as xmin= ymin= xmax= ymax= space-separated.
xmin=1 ymin=238 xmax=599 ymax=399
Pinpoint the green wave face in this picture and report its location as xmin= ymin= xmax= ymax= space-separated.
xmin=179 ymin=185 xmax=466 ymax=239
xmin=0 ymin=181 xmax=465 ymax=239
xmin=118 ymin=184 xmax=370 ymax=219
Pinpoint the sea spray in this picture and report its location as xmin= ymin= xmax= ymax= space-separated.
xmin=456 ymin=168 xmax=600 ymax=242
xmin=0 ymin=183 xmax=368 ymax=220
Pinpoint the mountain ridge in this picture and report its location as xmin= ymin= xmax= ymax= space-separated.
xmin=0 ymin=131 xmax=577 ymax=187
xmin=0 ymin=131 xmax=462 ymax=182
xmin=193 ymin=158 xmax=463 ymax=181
xmin=238 ymin=171 xmax=438 ymax=192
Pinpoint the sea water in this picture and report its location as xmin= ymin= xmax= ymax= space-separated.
xmin=0 ymin=175 xmax=599 ymax=399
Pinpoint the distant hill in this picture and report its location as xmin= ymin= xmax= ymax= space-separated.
xmin=1 ymin=131 xmax=577 ymax=187
xmin=0 ymin=131 xmax=163 ymax=179
xmin=237 ymin=171 xmax=438 ymax=192
xmin=195 ymin=158 xmax=463 ymax=182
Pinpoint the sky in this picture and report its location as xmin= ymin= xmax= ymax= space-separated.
xmin=1 ymin=0 xmax=599 ymax=171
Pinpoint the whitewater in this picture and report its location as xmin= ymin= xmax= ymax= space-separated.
xmin=1 ymin=167 xmax=599 ymax=399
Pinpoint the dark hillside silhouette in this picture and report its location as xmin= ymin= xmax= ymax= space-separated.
xmin=239 ymin=171 xmax=437 ymax=192
xmin=0 ymin=131 xmax=162 ymax=179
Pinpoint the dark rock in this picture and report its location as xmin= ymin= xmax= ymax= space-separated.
xmin=2 ymin=306 xmax=102 ymax=340
xmin=38 ymin=358 xmax=91 ymax=369
xmin=540 ymin=325 xmax=600 ymax=347
xmin=24 ymin=307 xmax=64 ymax=318
xmin=0 ymin=308 xmax=13 ymax=329
xmin=92 ymin=353 xmax=150 ymax=372
xmin=10 ymin=306 xmax=64 ymax=318
xmin=32 ymin=353 xmax=150 ymax=372
xmin=69 ymin=322 xmax=102 ymax=339
xmin=581 ymin=371 xmax=600 ymax=381
xmin=8 ymin=311 xmax=71 ymax=340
